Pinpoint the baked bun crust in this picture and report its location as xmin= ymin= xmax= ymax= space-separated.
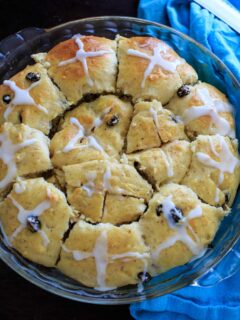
xmin=0 ymin=63 xmax=68 ymax=134
xmin=127 ymin=140 xmax=191 ymax=190
xmin=41 ymin=36 xmax=117 ymax=104
xmin=0 ymin=178 xmax=73 ymax=266
xmin=117 ymin=36 xmax=198 ymax=104
xmin=50 ymin=95 xmax=132 ymax=168
xmin=167 ymin=82 xmax=235 ymax=139
xmin=58 ymin=221 xmax=150 ymax=289
xmin=182 ymin=135 xmax=240 ymax=207
xmin=126 ymin=100 xmax=187 ymax=153
xmin=0 ymin=122 xmax=52 ymax=197
xmin=139 ymin=183 xmax=225 ymax=273
xmin=63 ymin=159 xmax=152 ymax=223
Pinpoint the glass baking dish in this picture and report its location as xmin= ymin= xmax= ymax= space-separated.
xmin=0 ymin=16 xmax=239 ymax=305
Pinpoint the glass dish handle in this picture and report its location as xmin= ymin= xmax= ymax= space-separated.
xmin=191 ymin=240 xmax=240 ymax=287
xmin=0 ymin=27 xmax=46 ymax=59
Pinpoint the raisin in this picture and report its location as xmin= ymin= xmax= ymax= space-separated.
xmin=177 ymin=85 xmax=190 ymax=97
xmin=137 ymin=272 xmax=152 ymax=283
xmin=170 ymin=207 xmax=183 ymax=223
xmin=26 ymin=72 xmax=41 ymax=82
xmin=2 ymin=94 xmax=11 ymax=104
xmin=27 ymin=215 xmax=41 ymax=232
xmin=156 ymin=204 xmax=163 ymax=217
xmin=133 ymin=161 xmax=141 ymax=170
xmin=107 ymin=115 xmax=119 ymax=126
xmin=225 ymin=192 xmax=230 ymax=204
xmin=171 ymin=115 xmax=178 ymax=123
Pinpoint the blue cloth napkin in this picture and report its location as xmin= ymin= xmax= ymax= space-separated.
xmin=130 ymin=268 xmax=240 ymax=319
xmin=130 ymin=1 xmax=240 ymax=319
xmin=138 ymin=0 xmax=240 ymax=83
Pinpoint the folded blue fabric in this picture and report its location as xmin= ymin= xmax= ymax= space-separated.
xmin=130 ymin=1 xmax=240 ymax=319
xmin=138 ymin=0 xmax=240 ymax=83
xmin=130 ymin=267 xmax=240 ymax=320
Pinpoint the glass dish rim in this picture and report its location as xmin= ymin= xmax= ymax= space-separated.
xmin=0 ymin=15 xmax=239 ymax=305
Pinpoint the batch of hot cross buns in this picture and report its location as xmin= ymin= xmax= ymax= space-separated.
xmin=0 ymin=34 xmax=239 ymax=291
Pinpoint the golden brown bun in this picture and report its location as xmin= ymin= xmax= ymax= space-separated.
xmin=139 ymin=183 xmax=226 ymax=273
xmin=127 ymin=140 xmax=191 ymax=189
xmin=102 ymin=195 xmax=146 ymax=225
xmin=57 ymin=220 xmax=150 ymax=289
xmin=50 ymin=95 xmax=132 ymax=168
xmin=0 ymin=178 xmax=73 ymax=267
xmin=63 ymin=159 xmax=153 ymax=222
xmin=167 ymin=82 xmax=235 ymax=139
xmin=42 ymin=36 xmax=117 ymax=104
xmin=0 ymin=122 xmax=52 ymax=197
xmin=0 ymin=63 xmax=68 ymax=134
xmin=182 ymin=135 xmax=240 ymax=207
xmin=126 ymin=100 xmax=187 ymax=153
xmin=117 ymin=36 xmax=198 ymax=104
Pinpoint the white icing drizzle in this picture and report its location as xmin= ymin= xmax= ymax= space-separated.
xmin=14 ymin=179 xmax=26 ymax=194
xmin=63 ymin=117 xmax=104 ymax=154
xmin=102 ymin=166 xmax=112 ymax=191
xmin=58 ymin=36 xmax=113 ymax=86
xmin=207 ymin=136 xmax=225 ymax=202
xmin=81 ymin=165 xmax=112 ymax=197
xmin=152 ymin=196 xmax=203 ymax=261
xmin=215 ymin=188 xmax=220 ymax=203
xmin=110 ymin=251 xmax=149 ymax=261
xmin=92 ymin=107 xmax=111 ymax=129
xmin=127 ymin=43 xmax=183 ymax=88
xmin=63 ymin=117 xmax=84 ymax=152
xmin=38 ymin=229 xmax=50 ymax=247
xmin=93 ymin=230 xmax=111 ymax=290
xmin=3 ymin=80 xmax=48 ymax=120
xmin=196 ymin=135 xmax=240 ymax=185
xmin=0 ymin=131 xmax=36 ymax=189
xmin=81 ymin=171 xmax=97 ymax=197
xmin=182 ymin=88 xmax=234 ymax=138
xmin=63 ymin=230 xmax=149 ymax=291
xmin=87 ymin=136 xmax=105 ymax=153
xmin=138 ymin=203 xmax=147 ymax=212
xmin=208 ymin=136 xmax=220 ymax=157
xmin=187 ymin=205 xmax=202 ymax=220
xmin=137 ymin=259 xmax=149 ymax=293
xmin=160 ymin=150 xmax=174 ymax=177
xmin=149 ymin=107 xmax=160 ymax=129
xmin=9 ymin=194 xmax=51 ymax=246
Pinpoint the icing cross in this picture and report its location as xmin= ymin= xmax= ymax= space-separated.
xmin=63 ymin=117 xmax=105 ymax=153
xmin=152 ymin=195 xmax=203 ymax=262
xmin=58 ymin=35 xmax=113 ymax=86
xmin=81 ymin=165 xmax=112 ymax=197
xmin=8 ymin=193 xmax=51 ymax=246
xmin=63 ymin=229 xmax=150 ymax=291
xmin=182 ymin=88 xmax=234 ymax=138
xmin=0 ymin=130 xmax=36 ymax=189
xmin=127 ymin=43 xmax=183 ymax=88
xmin=149 ymin=107 xmax=160 ymax=129
xmin=196 ymin=135 xmax=240 ymax=185
xmin=3 ymin=80 xmax=48 ymax=120
xmin=160 ymin=149 xmax=174 ymax=177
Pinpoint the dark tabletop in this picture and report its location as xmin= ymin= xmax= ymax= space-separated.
xmin=0 ymin=1 xmax=139 ymax=319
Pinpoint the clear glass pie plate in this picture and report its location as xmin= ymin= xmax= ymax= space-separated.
xmin=0 ymin=16 xmax=239 ymax=305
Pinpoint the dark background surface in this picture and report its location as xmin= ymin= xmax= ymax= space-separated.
xmin=0 ymin=0 xmax=139 ymax=319
xmin=0 ymin=0 xmax=138 ymax=39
